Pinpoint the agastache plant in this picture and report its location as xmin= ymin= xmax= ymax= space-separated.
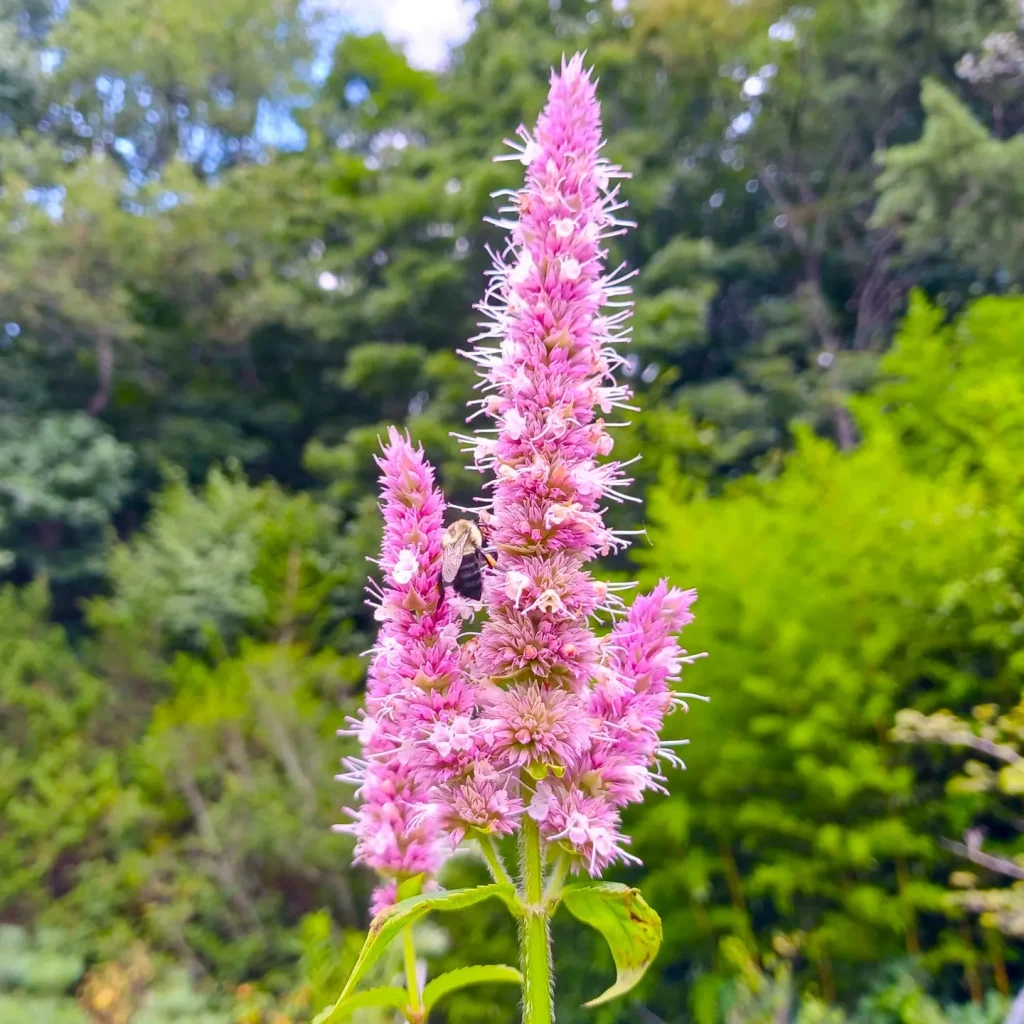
xmin=323 ymin=55 xmax=704 ymax=1024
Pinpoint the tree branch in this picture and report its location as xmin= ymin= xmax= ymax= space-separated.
xmin=86 ymin=333 xmax=114 ymax=416
xmin=943 ymin=836 xmax=1024 ymax=882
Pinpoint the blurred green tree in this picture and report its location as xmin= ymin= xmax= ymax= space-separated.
xmin=875 ymin=78 xmax=1024 ymax=285
xmin=0 ymin=581 xmax=122 ymax=920
xmin=0 ymin=413 xmax=132 ymax=591
xmin=632 ymin=296 xmax=1024 ymax=1018
xmin=56 ymin=468 xmax=366 ymax=980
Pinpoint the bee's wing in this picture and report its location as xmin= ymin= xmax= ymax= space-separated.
xmin=441 ymin=542 xmax=465 ymax=584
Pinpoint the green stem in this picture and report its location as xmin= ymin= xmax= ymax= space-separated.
xmin=403 ymin=926 xmax=421 ymax=1016
xmin=542 ymin=852 xmax=569 ymax=910
xmin=520 ymin=816 xmax=553 ymax=1024
xmin=478 ymin=833 xmax=514 ymax=886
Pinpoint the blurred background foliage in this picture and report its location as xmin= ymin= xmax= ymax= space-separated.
xmin=4 ymin=0 xmax=1024 ymax=1020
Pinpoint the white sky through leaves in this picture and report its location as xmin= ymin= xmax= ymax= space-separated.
xmin=334 ymin=0 xmax=478 ymax=70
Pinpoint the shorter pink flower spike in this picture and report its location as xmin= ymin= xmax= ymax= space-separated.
xmin=340 ymin=429 xmax=464 ymax=885
xmin=344 ymin=751 xmax=444 ymax=874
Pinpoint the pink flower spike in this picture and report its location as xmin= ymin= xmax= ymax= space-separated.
xmin=343 ymin=55 xmax=705 ymax=899
xmin=462 ymin=53 xmax=704 ymax=855
xmin=341 ymin=431 xmax=464 ymax=884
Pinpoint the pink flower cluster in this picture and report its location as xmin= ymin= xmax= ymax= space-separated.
xmin=335 ymin=428 xmax=459 ymax=907
xmin=342 ymin=55 xmax=702 ymax=896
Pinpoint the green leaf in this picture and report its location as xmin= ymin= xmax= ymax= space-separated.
xmin=559 ymin=882 xmax=662 ymax=1007
xmin=318 ymin=883 xmax=519 ymax=1023
xmin=422 ymin=964 xmax=523 ymax=1011
xmin=396 ymin=873 xmax=425 ymax=901
xmin=310 ymin=986 xmax=408 ymax=1023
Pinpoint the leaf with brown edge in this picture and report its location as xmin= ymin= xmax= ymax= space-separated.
xmin=559 ymin=882 xmax=662 ymax=1007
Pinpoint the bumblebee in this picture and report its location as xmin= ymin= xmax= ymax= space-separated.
xmin=440 ymin=519 xmax=496 ymax=601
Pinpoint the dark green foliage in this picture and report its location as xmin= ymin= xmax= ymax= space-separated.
xmin=875 ymin=79 xmax=1024 ymax=284
xmin=0 ymin=413 xmax=132 ymax=589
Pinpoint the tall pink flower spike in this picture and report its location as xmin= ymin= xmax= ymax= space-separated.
xmin=465 ymin=53 xmax=704 ymax=874
xmin=343 ymin=55 xmax=704 ymax=909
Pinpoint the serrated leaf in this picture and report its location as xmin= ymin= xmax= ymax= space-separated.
xmin=422 ymin=964 xmax=523 ymax=1011
xmin=310 ymin=985 xmax=408 ymax=1023
xmin=317 ymin=883 xmax=519 ymax=1023
xmin=559 ymin=882 xmax=662 ymax=1007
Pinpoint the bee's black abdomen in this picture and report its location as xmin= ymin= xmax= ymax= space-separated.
xmin=453 ymin=555 xmax=483 ymax=600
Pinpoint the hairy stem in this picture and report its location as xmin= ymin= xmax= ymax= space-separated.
xmin=403 ymin=926 xmax=421 ymax=1016
xmin=478 ymin=833 xmax=514 ymax=886
xmin=543 ymin=852 xmax=569 ymax=910
xmin=520 ymin=816 xmax=553 ymax=1024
